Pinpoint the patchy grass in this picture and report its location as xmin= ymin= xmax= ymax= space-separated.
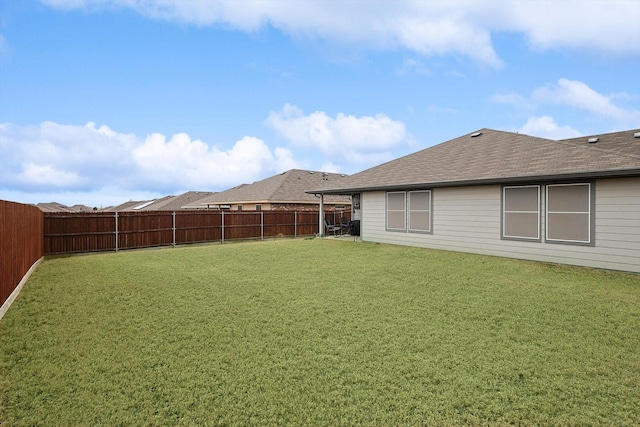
xmin=1 ymin=239 xmax=639 ymax=426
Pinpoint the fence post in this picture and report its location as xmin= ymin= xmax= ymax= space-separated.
xmin=221 ymin=211 xmax=225 ymax=243
xmin=261 ymin=211 xmax=264 ymax=240
xmin=295 ymin=211 xmax=297 ymax=237
xmin=172 ymin=211 xmax=176 ymax=247
xmin=114 ymin=212 xmax=119 ymax=252
xmin=319 ymin=196 xmax=324 ymax=237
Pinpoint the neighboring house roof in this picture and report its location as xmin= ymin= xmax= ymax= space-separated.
xmin=36 ymin=202 xmax=77 ymax=212
xmin=102 ymin=200 xmax=154 ymax=212
xmin=37 ymin=202 xmax=94 ymax=212
xmin=140 ymin=191 xmax=216 ymax=210
xmin=69 ymin=204 xmax=95 ymax=212
xmin=133 ymin=196 xmax=173 ymax=210
xmin=196 ymin=169 xmax=352 ymax=206
xmin=94 ymin=192 xmax=215 ymax=212
xmin=309 ymin=128 xmax=640 ymax=194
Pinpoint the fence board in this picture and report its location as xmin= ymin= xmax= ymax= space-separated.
xmin=42 ymin=210 xmax=351 ymax=255
xmin=118 ymin=212 xmax=174 ymax=249
xmin=1 ymin=201 xmax=44 ymax=307
xmin=175 ymin=211 xmax=222 ymax=244
xmin=44 ymin=212 xmax=115 ymax=253
xmin=264 ymin=211 xmax=296 ymax=237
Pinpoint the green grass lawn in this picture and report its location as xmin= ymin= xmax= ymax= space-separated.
xmin=1 ymin=239 xmax=639 ymax=426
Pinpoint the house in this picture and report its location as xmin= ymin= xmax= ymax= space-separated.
xmin=189 ymin=169 xmax=352 ymax=212
xmin=308 ymin=128 xmax=640 ymax=273
xmin=102 ymin=199 xmax=154 ymax=212
xmin=101 ymin=192 xmax=214 ymax=212
xmin=131 ymin=191 xmax=215 ymax=211
xmin=69 ymin=204 xmax=95 ymax=213
xmin=36 ymin=202 xmax=91 ymax=212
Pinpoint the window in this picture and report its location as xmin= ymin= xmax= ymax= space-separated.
xmin=502 ymin=185 xmax=540 ymax=240
xmin=387 ymin=190 xmax=432 ymax=233
xmin=386 ymin=192 xmax=406 ymax=231
xmin=256 ymin=205 xmax=262 ymax=211
xmin=546 ymin=183 xmax=592 ymax=244
xmin=408 ymin=190 xmax=431 ymax=233
xmin=237 ymin=205 xmax=243 ymax=211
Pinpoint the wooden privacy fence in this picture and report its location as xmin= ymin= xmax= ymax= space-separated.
xmin=1 ymin=201 xmax=44 ymax=308
xmin=44 ymin=210 xmax=351 ymax=255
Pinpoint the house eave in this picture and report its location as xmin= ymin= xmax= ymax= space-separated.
xmin=306 ymin=168 xmax=640 ymax=195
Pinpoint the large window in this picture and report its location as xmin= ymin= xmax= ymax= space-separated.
xmin=546 ymin=183 xmax=592 ymax=244
xmin=386 ymin=192 xmax=406 ymax=231
xmin=386 ymin=190 xmax=432 ymax=233
xmin=408 ymin=190 xmax=431 ymax=233
xmin=502 ymin=185 xmax=540 ymax=240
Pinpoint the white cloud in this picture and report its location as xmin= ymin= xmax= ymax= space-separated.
xmin=0 ymin=121 xmax=138 ymax=191
xmin=132 ymin=133 xmax=296 ymax=190
xmin=0 ymin=121 xmax=299 ymax=203
xmin=518 ymin=116 xmax=581 ymax=140
xmin=394 ymin=11 xmax=501 ymax=66
xmin=497 ymin=1 xmax=640 ymax=54
xmin=493 ymin=78 xmax=640 ymax=132
xmin=533 ymin=78 xmax=640 ymax=123
xmin=320 ymin=162 xmax=341 ymax=174
xmin=19 ymin=163 xmax=83 ymax=187
xmin=265 ymin=104 xmax=407 ymax=164
xmin=39 ymin=0 xmax=640 ymax=66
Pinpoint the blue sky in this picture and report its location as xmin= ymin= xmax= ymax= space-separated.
xmin=1 ymin=0 xmax=639 ymax=208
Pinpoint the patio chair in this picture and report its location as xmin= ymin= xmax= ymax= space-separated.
xmin=324 ymin=219 xmax=341 ymax=236
xmin=340 ymin=217 xmax=350 ymax=234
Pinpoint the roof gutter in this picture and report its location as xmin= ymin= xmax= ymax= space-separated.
xmin=306 ymin=168 xmax=640 ymax=195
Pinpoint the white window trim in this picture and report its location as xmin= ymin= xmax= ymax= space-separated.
xmin=408 ymin=190 xmax=432 ymax=233
xmin=546 ymin=183 xmax=592 ymax=244
xmin=386 ymin=191 xmax=406 ymax=231
xmin=502 ymin=185 xmax=541 ymax=241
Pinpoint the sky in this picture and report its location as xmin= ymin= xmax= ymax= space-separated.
xmin=1 ymin=0 xmax=639 ymax=208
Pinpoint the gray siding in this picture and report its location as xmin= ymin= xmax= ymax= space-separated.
xmin=361 ymin=178 xmax=640 ymax=273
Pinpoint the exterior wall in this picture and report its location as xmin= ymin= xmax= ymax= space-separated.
xmin=229 ymin=203 xmax=272 ymax=211
xmin=361 ymin=177 xmax=640 ymax=273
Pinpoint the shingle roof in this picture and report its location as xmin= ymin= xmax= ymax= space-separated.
xmin=125 ymin=192 xmax=215 ymax=211
xmin=560 ymin=129 xmax=640 ymax=158
xmin=157 ymin=191 xmax=216 ymax=210
xmin=69 ymin=204 xmax=95 ymax=212
xmin=102 ymin=200 xmax=152 ymax=212
xmin=196 ymin=169 xmax=351 ymax=206
xmin=36 ymin=202 xmax=76 ymax=212
xmin=309 ymin=128 xmax=640 ymax=194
